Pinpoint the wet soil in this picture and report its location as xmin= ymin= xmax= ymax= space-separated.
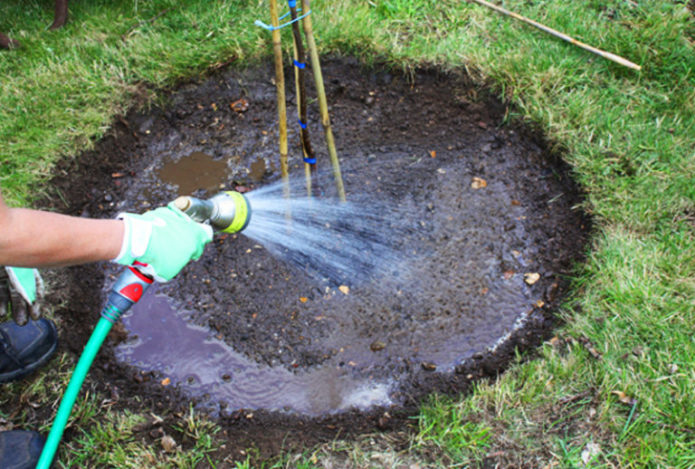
xmin=44 ymin=57 xmax=590 ymax=461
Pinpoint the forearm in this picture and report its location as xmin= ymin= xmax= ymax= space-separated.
xmin=0 ymin=208 xmax=124 ymax=267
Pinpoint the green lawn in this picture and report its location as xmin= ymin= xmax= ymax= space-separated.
xmin=1 ymin=0 xmax=693 ymax=467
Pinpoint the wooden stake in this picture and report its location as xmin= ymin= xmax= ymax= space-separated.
xmin=269 ymin=0 xmax=291 ymax=203
xmin=289 ymin=1 xmax=317 ymax=197
xmin=300 ymin=0 xmax=346 ymax=202
xmin=469 ymin=0 xmax=641 ymax=71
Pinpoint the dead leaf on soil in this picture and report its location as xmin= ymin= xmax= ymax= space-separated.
xmin=524 ymin=272 xmax=541 ymax=285
xmin=503 ymin=270 xmax=515 ymax=280
xmin=611 ymin=390 xmax=637 ymax=406
xmin=586 ymin=344 xmax=602 ymax=359
xmin=230 ymin=98 xmax=249 ymax=113
xmin=299 ymin=297 xmax=308 ymax=303
xmin=429 ymin=150 xmax=436 ymax=158
xmin=161 ymin=434 xmax=177 ymax=453
xmin=338 ymin=285 xmax=350 ymax=295
xmin=581 ymin=442 xmax=601 ymax=466
xmin=161 ymin=377 xmax=171 ymax=386
xmin=471 ymin=176 xmax=487 ymax=189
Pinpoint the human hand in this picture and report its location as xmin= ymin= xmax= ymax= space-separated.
xmin=113 ymin=205 xmax=213 ymax=282
xmin=0 ymin=267 xmax=43 ymax=325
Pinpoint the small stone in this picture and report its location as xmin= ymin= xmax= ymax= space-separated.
xmin=421 ymin=362 xmax=437 ymax=371
xmin=524 ymin=272 xmax=541 ymax=285
xmin=471 ymin=177 xmax=487 ymax=189
xmin=370 ymin=341 xmax=386 ymax=352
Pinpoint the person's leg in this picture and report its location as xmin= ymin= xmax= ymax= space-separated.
xmin=0 ymin=318 xmax=58 ymax=468
xmin=0 ymin=430 xmax=47 ymax=469
xmin=0 ymin=318 xmax=58 ymax=383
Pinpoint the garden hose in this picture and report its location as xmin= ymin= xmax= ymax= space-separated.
xmin=36 ymin=265 xmax=153 ymax=469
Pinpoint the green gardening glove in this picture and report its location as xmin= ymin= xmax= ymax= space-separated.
xmin=113 ymin=204 xmax=213 ymax=282
xmin=0 ymin=267 xmax=43 ymax=326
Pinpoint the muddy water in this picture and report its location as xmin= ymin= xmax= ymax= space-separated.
xmin=158 ymin=151 xmax=227 ymax=195
xmin=116 ymin=291 xmax=393 ymax=415
xmin=106 ymin=60 xmax=588 ymax=417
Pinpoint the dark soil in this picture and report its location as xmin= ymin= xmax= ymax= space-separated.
xmin=40 ymin=57 xmax=590 ymax=463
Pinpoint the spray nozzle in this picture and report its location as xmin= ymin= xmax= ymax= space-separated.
xmin=173 ymin=191 xmax=252 ymax=233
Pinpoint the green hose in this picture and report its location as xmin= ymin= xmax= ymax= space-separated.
xmin=36 ymin=317 xmax=113 ymax=468
xmin=37 ymin=266 xmax=152 ymax=468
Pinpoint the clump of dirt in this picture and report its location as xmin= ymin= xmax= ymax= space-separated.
xmin=43 ymin=57 xmax=590 ymax=460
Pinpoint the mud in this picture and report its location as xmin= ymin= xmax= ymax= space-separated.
xmin=44 ymin=57 xmax=589 ymax=460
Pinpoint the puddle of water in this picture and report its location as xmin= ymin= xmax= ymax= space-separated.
xmin=157 ymin=152 xmax=228 ymax=195
xmin=116 ymin=289 xmax=394 ymax=416
xmin=249 ymin=157 xmax=268 ymax=182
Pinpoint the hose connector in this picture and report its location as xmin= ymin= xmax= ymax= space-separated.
xmin=173 ymin=191 xmax=252 ymax=233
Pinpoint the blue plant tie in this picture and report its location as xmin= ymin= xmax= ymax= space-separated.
xmin=288 ymin=0 xmax=297 ymax=8
xmin=303 ymin=157 xmax=316 ymax=164
xmin=298 ymin=118 xmax=307 ymax=129
xmin=254 ymin=8 xmax=311 ymax=31
xmin=293 ymin=60 xmax=306 ymax=69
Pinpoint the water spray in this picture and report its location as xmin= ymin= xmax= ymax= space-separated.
xmin=37 ymin=192 xmax=251 ymax=468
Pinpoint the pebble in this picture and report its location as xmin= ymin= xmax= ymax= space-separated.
xmin=370 ymin=341 xmax=386 ymax=352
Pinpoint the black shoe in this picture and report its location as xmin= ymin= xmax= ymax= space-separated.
xmin=0 ymin=318 xmax=58 ymax=383
xmin=0 ymin=430 xmax=46 ymax=469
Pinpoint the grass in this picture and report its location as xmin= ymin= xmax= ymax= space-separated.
xmin=1 ymin=0 xmax=694 ymax=467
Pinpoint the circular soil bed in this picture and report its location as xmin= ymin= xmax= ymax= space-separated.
xmin=49 ymin=57 xmax=589 ymax=457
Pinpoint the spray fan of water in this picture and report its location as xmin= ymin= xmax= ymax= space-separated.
xmin=243 ymin=178 xmax=418 ymax=290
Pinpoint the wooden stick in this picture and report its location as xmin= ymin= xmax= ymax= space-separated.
xmin=469 ymin=0 xmax=641 ymax=71
xmin=269 ymin=0 xmax=291 ymax=203
xmin=289 ymin=1 xmax=317 ymax=197
xmin=300 ymin=0 xmax=347 ymax=202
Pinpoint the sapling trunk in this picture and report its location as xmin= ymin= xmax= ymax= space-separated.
xmin=292 ymin=41 xmax=314 ymax=197
xmin=289 ymin=1 xmax=317 ymax=197
xmin=300 ymin=0 xmax=346 ymax=202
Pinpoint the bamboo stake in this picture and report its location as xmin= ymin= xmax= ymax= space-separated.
xmin=269 ymin=0 xmax=291 ymax=204
xmin=288 ymin=0 xmax=317 ymax=197
xmin=469 ymin=0 xmax=641 ymax=71
xmin=300 ymin=0 xmax=346 ymax=202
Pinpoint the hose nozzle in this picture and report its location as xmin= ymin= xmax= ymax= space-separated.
xmin=173 ymin=191 xmax=252 ymax=233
